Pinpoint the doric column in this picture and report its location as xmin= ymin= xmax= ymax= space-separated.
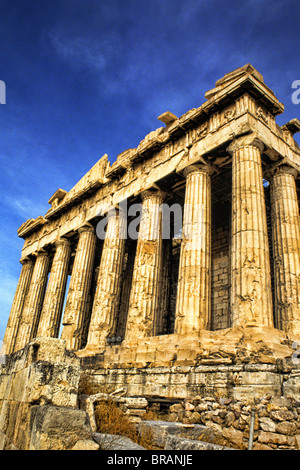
xmin=2 ymin=258 xmax=34 ymax=354
xmin=229 ymin=135 xmax=273 ymax=327
xmin=86 ymin=208 xmax=126 ymax=349
xmin=174 ymin=164 xmax=211 ymax=335
xmin=270 ymin=165 xmax=300 ymax=335
xmin=14 ymin=250 xmax=50 ymax=351
xmin=61 ymin=225 xmax=96 ymax=350
xmin=125 ymin=189 xmax=165 ymax=341
xmin=37 ymin=238 xmax=71 ymax=338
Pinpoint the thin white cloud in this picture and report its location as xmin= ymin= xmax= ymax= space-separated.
xmin=5 ymin=196 xmax=48 ymax=220
xmin=48 ymin=29 xmax=117 ymax=72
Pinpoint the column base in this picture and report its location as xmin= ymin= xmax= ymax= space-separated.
xmin=78 ymin=326 xmax=300 ymax=402
xmin=76 ymin=325 xmax=300 ymax=367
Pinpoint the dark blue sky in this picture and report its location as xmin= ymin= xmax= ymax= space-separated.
xmin=0 ymin=0 xmax=299 ymax=339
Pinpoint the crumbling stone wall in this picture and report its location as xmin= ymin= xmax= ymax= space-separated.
xmin=168 ymin=396 xmax=300 ymax=450
xmin=79 ymin=393 xmax=148 ymax=430
xmin=0 ymin=338 xmax=94 ymax=450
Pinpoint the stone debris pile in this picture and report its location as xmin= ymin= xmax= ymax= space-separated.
xmin=167 ymin=396 xmax=300 ymax=450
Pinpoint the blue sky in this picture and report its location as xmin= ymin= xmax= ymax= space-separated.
xmin=0 ymin=0 xmax=299 ymax=340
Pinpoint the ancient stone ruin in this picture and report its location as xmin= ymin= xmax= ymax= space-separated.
xmin=1 ymin=64 xmax=300 ymax=450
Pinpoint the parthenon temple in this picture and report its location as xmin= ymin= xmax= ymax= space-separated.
xmin=1 ymin=64 xmax=300 ymax=403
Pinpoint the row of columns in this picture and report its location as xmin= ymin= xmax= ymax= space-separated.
xmin=3 ymin=135 xmax=300 ymax=354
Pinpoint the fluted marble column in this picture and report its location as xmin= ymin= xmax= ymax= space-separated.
xmin=175 ymin=165 xmax=211 ymax=335
xmin=61 ymin=225 xmax=96 ymax=350
xmin=229 ymin=136 xmax=273 ymax=327
xmin=37 ymin=238 xmax=71 ymax=338
xmin=2 ymin=257 xmax=34 ymax=354
xmin=14 ymin=250 xmax=50 ymax=351
xmin=270 ymin=165 xmax=300 ymax=335
xmin=86 ymin=208 xmax=126 ymax=349
xmin=125 ymin=189 xmax=165 ymax=341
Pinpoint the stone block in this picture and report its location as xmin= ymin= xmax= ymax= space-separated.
xmin=275 ymin=421 xmax=297 ymax=435
xmin=185 ymin=402 xmax=195 ymax=411
xmin=188 ymin=412 xmax=201 ymax=424
xmin=269 ymin=409 xmax=295 ymax=422
xmin=222 ymin=426 xmax=245 ymax=449
xmin=258 ymin=431 xmax=295 ymax=446
xmin=259 ymin=417 xmax=276 ymax=432
xmin=282 ymin=372 xmax=300 ymax=401
xmin=71 ymin=439 xmax=99 ymax=450
xmin=138 ymin=420 xmax=216 ymax=448
xmin=169 ymin=403 xmax=184 ymax=413
xmin=93 ymin=432 xmax=145 ymax=450
xmin=164 ymin=435 xmax=234 ymax=450
xmin=294 ymin=434 xmax=300 ymax=450
xmin=29 ymin=405 xmax=93 ymax=450
xmin=124 ymin=397 xmax=148 ymax=409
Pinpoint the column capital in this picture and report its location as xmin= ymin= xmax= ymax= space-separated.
xmin=55 ymin=237 xmax=71 ymax=248
xmin=32 ymin=249 xmax=49 ymax=259
xmin=274 ymin=164 xmax=299 ymax=178
xmin=140 ymin=187 xmax=167 ymax=202
xmin=77 ymin=224 xmax=94 ymax=235
xmin=265 ymin=163 xmax=299 ymax=181
xmin=20 ymin=256 xmax=34 ymax=266
xmin=227 ymin=134 xmax=264 ymax=154
xmin=182 ymin=163 xmax=213 ymax=178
